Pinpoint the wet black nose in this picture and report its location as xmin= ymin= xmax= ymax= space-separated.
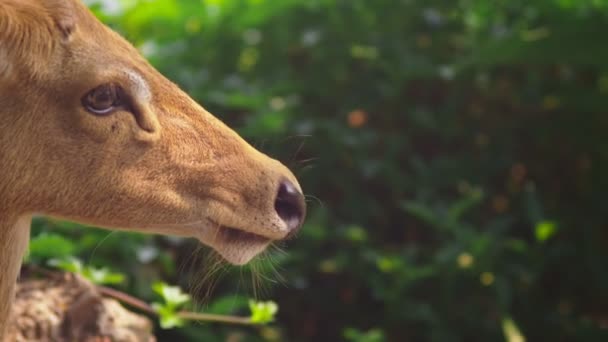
xmin=274 ymin=180 xmax=306 ymax=236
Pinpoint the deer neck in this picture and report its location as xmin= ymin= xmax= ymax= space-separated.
xmin=0 ymin=214 xmax=31 ymax=340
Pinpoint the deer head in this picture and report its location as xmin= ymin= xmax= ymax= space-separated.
xmin=0 ymin=0 xmax=306 ymax=265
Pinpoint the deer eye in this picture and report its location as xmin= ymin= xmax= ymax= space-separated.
xmin=82 ymin=84 xmax=125 ymax=115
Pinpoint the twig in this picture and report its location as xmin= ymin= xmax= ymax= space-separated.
xmin=97 ymin=285 xmax=157 ymax=315
xmin=98 ymin=285 xmax=255 ymax=326
xmin=26 ymin=265 xmax=256 ymax=326
xmin=177 ymin=311 xmax=252 ymax=325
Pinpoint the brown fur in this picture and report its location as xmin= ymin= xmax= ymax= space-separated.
xmin=0 ymin=0 xmax=304 ymax=337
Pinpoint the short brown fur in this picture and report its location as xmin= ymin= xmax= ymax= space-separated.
xmin=0 ymin=0 xmax=304 ymax=337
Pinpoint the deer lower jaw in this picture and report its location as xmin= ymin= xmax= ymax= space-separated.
xmin=198 ymin=220 xmax=274 ymax=265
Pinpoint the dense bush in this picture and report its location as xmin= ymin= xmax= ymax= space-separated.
xmin=31 ymin=0 xmax=608 ymax=340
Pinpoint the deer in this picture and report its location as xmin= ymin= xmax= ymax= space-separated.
xmin=0 ymin=0 xmax=306 ymax=338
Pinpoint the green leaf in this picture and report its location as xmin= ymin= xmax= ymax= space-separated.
xmin=151 ymin=282 xmax=191 ymax=329
xmin=344 ymin=327 xmax=386 ymax=342
xmin=153 ymin=282 xmax=191 ymax=308
xmin=28 ymin=233 xmax=75 ymax=261
xmin=401 ymin=201 xmax=440 ymax=229
xmin=447 ymin=189 xmax=484 ymax=222
xmin=502 ymin=317 xmax=526 ymax=342
xmin=82 ymin=266 xmax=126 ymax=285
xmin=48 ymin=257 xmax=84 ymax=274
xmin=345 ymin=225 xmax=368 ymax=242
xmin=152 ymin=302 xmax=186 ymax=329
xmin=376 ymin=256 xmax=403 ymax=273
xmin=207 ymin=295 xmax=249 ymax=315
xmin=249 ymin=300 xmax=278 ymax=324
xmin=535 ymin=221 xmax=557 ymax=242
xmin=47 ymin=258 xmax=125 ymax=285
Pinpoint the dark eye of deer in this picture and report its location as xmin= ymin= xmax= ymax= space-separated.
xmin=82 ymin=84 xmax=124 ymax=115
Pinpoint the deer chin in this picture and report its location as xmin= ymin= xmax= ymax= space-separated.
xmin=197 ymin=221 xmax=275 ymax=265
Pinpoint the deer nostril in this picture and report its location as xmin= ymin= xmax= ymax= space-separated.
xmin=274 ymin=180 xmax=306 ymax=235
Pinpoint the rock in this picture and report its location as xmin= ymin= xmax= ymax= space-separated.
xmin=6 ymin=273 xmax=156 ymax=342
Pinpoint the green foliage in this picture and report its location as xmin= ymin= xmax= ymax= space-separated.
xmin=153 ymin=282 xmax=192 ymax=307
xmin=502 ymin=317 xmax=525 ymax=342
xmin=48 ymin=257 xmax=125 ymax=285
xmin=248 ymin=300 xmax=278 ymax=324
xmin=26 ymin=0 xmax=608 ymax=341
xmin=84 ymin=267 xmax=126 ymax=285
xmin=344 ymin=328 xmax=386 ymax=342
xmin=534 ymin=221 xmax=558 ymax=242
xmin=48 ymin=257 xmax=83 ymax=273
xmin=27 ymin=233 xmax=75 ymax=262
xmin=152 ymin=282 xmax=192 ymax=329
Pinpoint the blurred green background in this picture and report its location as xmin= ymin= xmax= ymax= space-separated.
xmin=28 ymin=0 xmax=608 ymax=341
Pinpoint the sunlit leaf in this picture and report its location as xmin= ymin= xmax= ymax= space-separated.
xmin=48 ymin=257 xmax=84 ymax=274
xmin=535 ymin=221 xmax=557 ymax=242
xmin=249 ymin=300 xmax=278 ymax=324
xmin=82 ymin=267 xmax=126 ymax=285
xmin=502 ymin=317 xmax=526 ymax=342
xmin=153 ymin=282 xmax=191 ymax=308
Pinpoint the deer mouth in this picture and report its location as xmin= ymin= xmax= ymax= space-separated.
xmin=206 ymin=219 xmax=272 ymax=245
xmin=217 ymin=225 xmax=271 ymax=245
xmin=202 ymin=219 xmax=276 ymax=265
